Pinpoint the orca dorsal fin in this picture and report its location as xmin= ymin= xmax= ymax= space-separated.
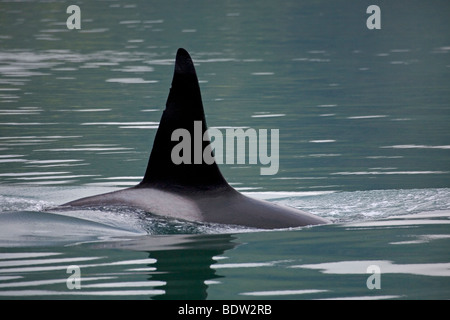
xmin=139 ymin=48 xmax=229 ymax=191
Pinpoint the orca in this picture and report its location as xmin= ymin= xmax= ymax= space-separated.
xmin=62 ymin=48 xmax=330 ymax=229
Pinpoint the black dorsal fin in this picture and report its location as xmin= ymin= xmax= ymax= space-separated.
xmin=139 ymin=48 xmax=229 ymax=191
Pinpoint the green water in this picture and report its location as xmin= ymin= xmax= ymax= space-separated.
xmin=0 ymin=207 xmax=449 ymax=300
xmin=0 ymin=0 xmax=449 ymax=300
xmin=0 ymin=0 xmax=449 ymax=191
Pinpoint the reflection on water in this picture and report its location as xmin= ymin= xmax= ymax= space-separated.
xmin=0 ymin=233 xmax=238 ymax=299
xmin=145 ymin=234 xmax=236 ymax=300
xmin=296 ymin=260 xmax=450 ymax=277
xmin=1 ymin=212 xmax=449 ymax=299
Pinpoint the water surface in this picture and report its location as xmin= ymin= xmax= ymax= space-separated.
xmin=0 ymin=0 xmax=449 ymax=300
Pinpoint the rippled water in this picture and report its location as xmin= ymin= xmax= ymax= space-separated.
xmin=0 ymin=0 xmax=449 ymax=299
xmin=0 ymin=0 xmax=449 ymax=191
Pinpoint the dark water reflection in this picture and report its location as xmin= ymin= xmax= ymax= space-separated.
xmin=150 ymin=234 xmax=236 ymax=300
xmin=102 ymin=233 xmax=237 ymax=300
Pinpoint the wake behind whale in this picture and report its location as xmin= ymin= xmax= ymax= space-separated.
xmin=62 ymin=49 xmax=329 ymax=229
